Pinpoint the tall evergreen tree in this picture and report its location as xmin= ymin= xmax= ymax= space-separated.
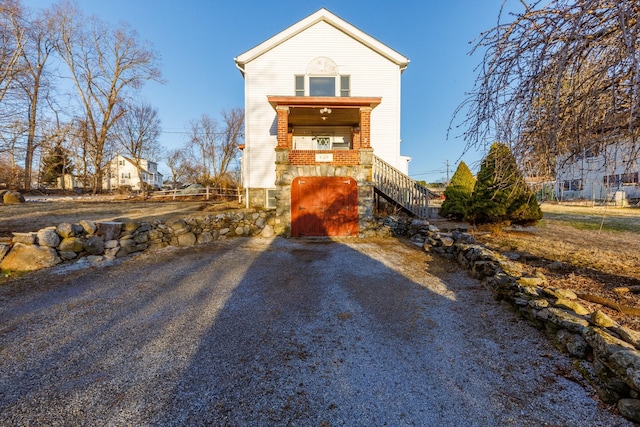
xmin=439 ymin=161 xmax=475 ymax=220
xmin=40 ymin=142 xmax=74 ymax=187
xmin=467 ymin=142 xmax=542 ymax=225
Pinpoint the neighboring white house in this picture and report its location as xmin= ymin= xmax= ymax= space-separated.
xmin=103 ymin=154 xmax=163 ymax=191
xmin=555 ymin=139 xmax=640 ymax=204
xmin=234 ymin=8 xmax=414 ymax=236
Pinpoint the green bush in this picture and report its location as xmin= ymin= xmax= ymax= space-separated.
xmin=467 ymin=142 xmax=542 ymax=225
xmin=439 ymin=161 xmax=475 ymax=220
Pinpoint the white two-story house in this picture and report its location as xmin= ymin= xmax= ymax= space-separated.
xmin=234 ymin=8 xmax=422 ymax=237
xmin=103 ymin=154 xmax=163 ymax=192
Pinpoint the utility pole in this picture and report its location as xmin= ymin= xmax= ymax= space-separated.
xmin=445 ymin=160 xmax=450 ymax=185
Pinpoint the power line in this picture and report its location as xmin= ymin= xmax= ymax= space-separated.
xmin=409 ymin=169 xmax=447 ymax=177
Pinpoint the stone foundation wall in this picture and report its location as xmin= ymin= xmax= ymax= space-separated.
xmin=273 ymin=147 xmax=376 ymax=237
xmin=274 ymin=164 xmax=375 ymax=237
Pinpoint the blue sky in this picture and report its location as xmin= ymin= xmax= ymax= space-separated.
xmin=22 ymin=0 xmax=517 ymax=182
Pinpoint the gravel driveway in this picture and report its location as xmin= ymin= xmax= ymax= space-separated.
xmin=0 ymin=237 xmax=631 ymax=426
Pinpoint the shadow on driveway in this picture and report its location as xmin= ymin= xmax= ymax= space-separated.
xmin=0 ymin=238 xmax=630 ymax=426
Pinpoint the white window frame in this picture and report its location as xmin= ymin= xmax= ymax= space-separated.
xmin=266 ymin=188 xmax=277 ymax=209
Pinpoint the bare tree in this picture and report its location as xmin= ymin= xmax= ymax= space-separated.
xmin=185 ymin=108 xmax=244 ymax=187
xmin=453 ymin=0 xmax=640 ymax=178
xmin=52 ymin=1 xmax=162 ymax=193
xmin=0 ymin=119 xmax=26 ymax=186
xmin=17 ymin=4 xmax=56 ymax=189
xmin=219 ymin=107 xmax=244 ymax=187
xmin=166 ymin=148 xmax=187 ymax=189
xmin=111 ymin=101 xmax=161 ymax=196
xmin=0 ymin=0 xmax=25 ymax=109
xmin=186 ymin=114 xmax=217 ymax=186
xmin=0 ymin=0 xmax=26 ymax=188
xmin=67 ymin=117 xmax=91 ymax=189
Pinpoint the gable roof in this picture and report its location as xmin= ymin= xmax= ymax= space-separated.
xmin=112 ymin=154 xmax=155 ymax=175
xmin=234 ymin=8 xmax=410 ymax=74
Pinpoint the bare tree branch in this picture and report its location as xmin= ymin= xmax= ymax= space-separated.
xmin=453 ymin=0 xmax=640 ymax=178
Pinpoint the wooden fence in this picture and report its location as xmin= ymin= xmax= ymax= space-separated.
xmin=151 ymin=187 xmax=242 ymax=201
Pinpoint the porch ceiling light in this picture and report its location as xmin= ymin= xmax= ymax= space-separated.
xmin=319 ymin=107 xmax=332 ymax=120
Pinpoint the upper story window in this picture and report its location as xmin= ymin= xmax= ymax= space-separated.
xmin=295 ymin=75 xmax=304 ymax=96
xmin=340 ymin=76 xmax=350 ymax=97
xmin=295 ymin=57 xmax=350 ymax=97
xmin=309 ymin=77 xmax=335 ymax=96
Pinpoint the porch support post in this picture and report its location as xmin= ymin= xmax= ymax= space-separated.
xmin=276 ymin=106 xmax=291 ymax=149
xmin=274 ymin=105 xmax=292 ymax=236
xmin=359 ymin=107 xmax=372 ymax=149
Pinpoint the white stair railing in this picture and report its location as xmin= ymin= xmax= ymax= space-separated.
xmin=372 ymin=155 xmax=430 ymax=218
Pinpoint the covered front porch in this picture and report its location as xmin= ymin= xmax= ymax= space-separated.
xmin=268 ymin=96 xmax=381 ymax=167
xmin=267 ymin=96 xmax=381 ymax=236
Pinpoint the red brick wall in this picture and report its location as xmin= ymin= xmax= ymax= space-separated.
xmin=360 ymin=108 xmax=371 ymax=149
xmin=276 ymin=107 xmax=290 ymax=148
xmin=289 ymin=150 xmax=359 ymax=166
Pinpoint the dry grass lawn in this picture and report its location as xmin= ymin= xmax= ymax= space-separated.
xmin=468 ymin=203 xmax=640 ymax=329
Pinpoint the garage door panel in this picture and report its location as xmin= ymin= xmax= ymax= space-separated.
xmin=291 ymin=177 xmax=358 ymax=237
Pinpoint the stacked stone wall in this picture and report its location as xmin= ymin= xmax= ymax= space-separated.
xmin=403 ymin=218 xmax=640 ymax=423
xmin=0 ymin=211 xmax=279 ymax=271
xmin=0 ymin=210 xmax=392 ymax=272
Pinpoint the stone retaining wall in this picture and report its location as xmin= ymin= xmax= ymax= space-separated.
xmin=0 ymin=210 xmax=393 ymax=272
xmin=404 ymin=218 xmax=640 ymax=423
xmin=0 ymin=211 xmax=278 ymax=272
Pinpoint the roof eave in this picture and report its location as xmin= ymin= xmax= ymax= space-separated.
xmin=234 ymin=8 xmax=409 ymax=69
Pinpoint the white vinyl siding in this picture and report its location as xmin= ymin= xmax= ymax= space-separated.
xmin=242 ymin=20 xmax=405 ymax=187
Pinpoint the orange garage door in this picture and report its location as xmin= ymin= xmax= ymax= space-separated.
xmin=291 ymin=177 xmax=358 ymax=237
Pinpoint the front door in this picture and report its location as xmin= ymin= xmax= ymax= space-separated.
xmin=291 ymin=177 xmax=358 ymax=237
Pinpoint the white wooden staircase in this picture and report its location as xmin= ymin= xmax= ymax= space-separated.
xmin=372 ymin=155 xmax=433 ymax=218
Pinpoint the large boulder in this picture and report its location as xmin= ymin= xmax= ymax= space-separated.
xmin=12 ymin=232 xmax=36 ymax=245
xmin=96 ymin=222 xmax=123 ymax=241
xmin=0 ymin=243 xmax=62 ymax=271
xmin=58 ymin=237 xmax=84 ymax=253
xmin=3 ymin=191 xmax=25 ymax=204
xmin=78 ymin=220 xmax=97 ymax=235
xmin=177 ymin=232 xmax=197 ymax=246
xmin=84 ymin=235 xmax=105 ymax=255
xmin=261 ymin=224 xmax=275 ymax=238
xmin=56 ymin=223 xmax=76 ymax=238
xmin=37 ymin=228 xmax=61 ymax=247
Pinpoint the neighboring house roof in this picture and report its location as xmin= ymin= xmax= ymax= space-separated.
xmin=234 ymin=8 xmax=410 ymax=74
xmin=113 ymin=155 xmax=152 ymax=175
